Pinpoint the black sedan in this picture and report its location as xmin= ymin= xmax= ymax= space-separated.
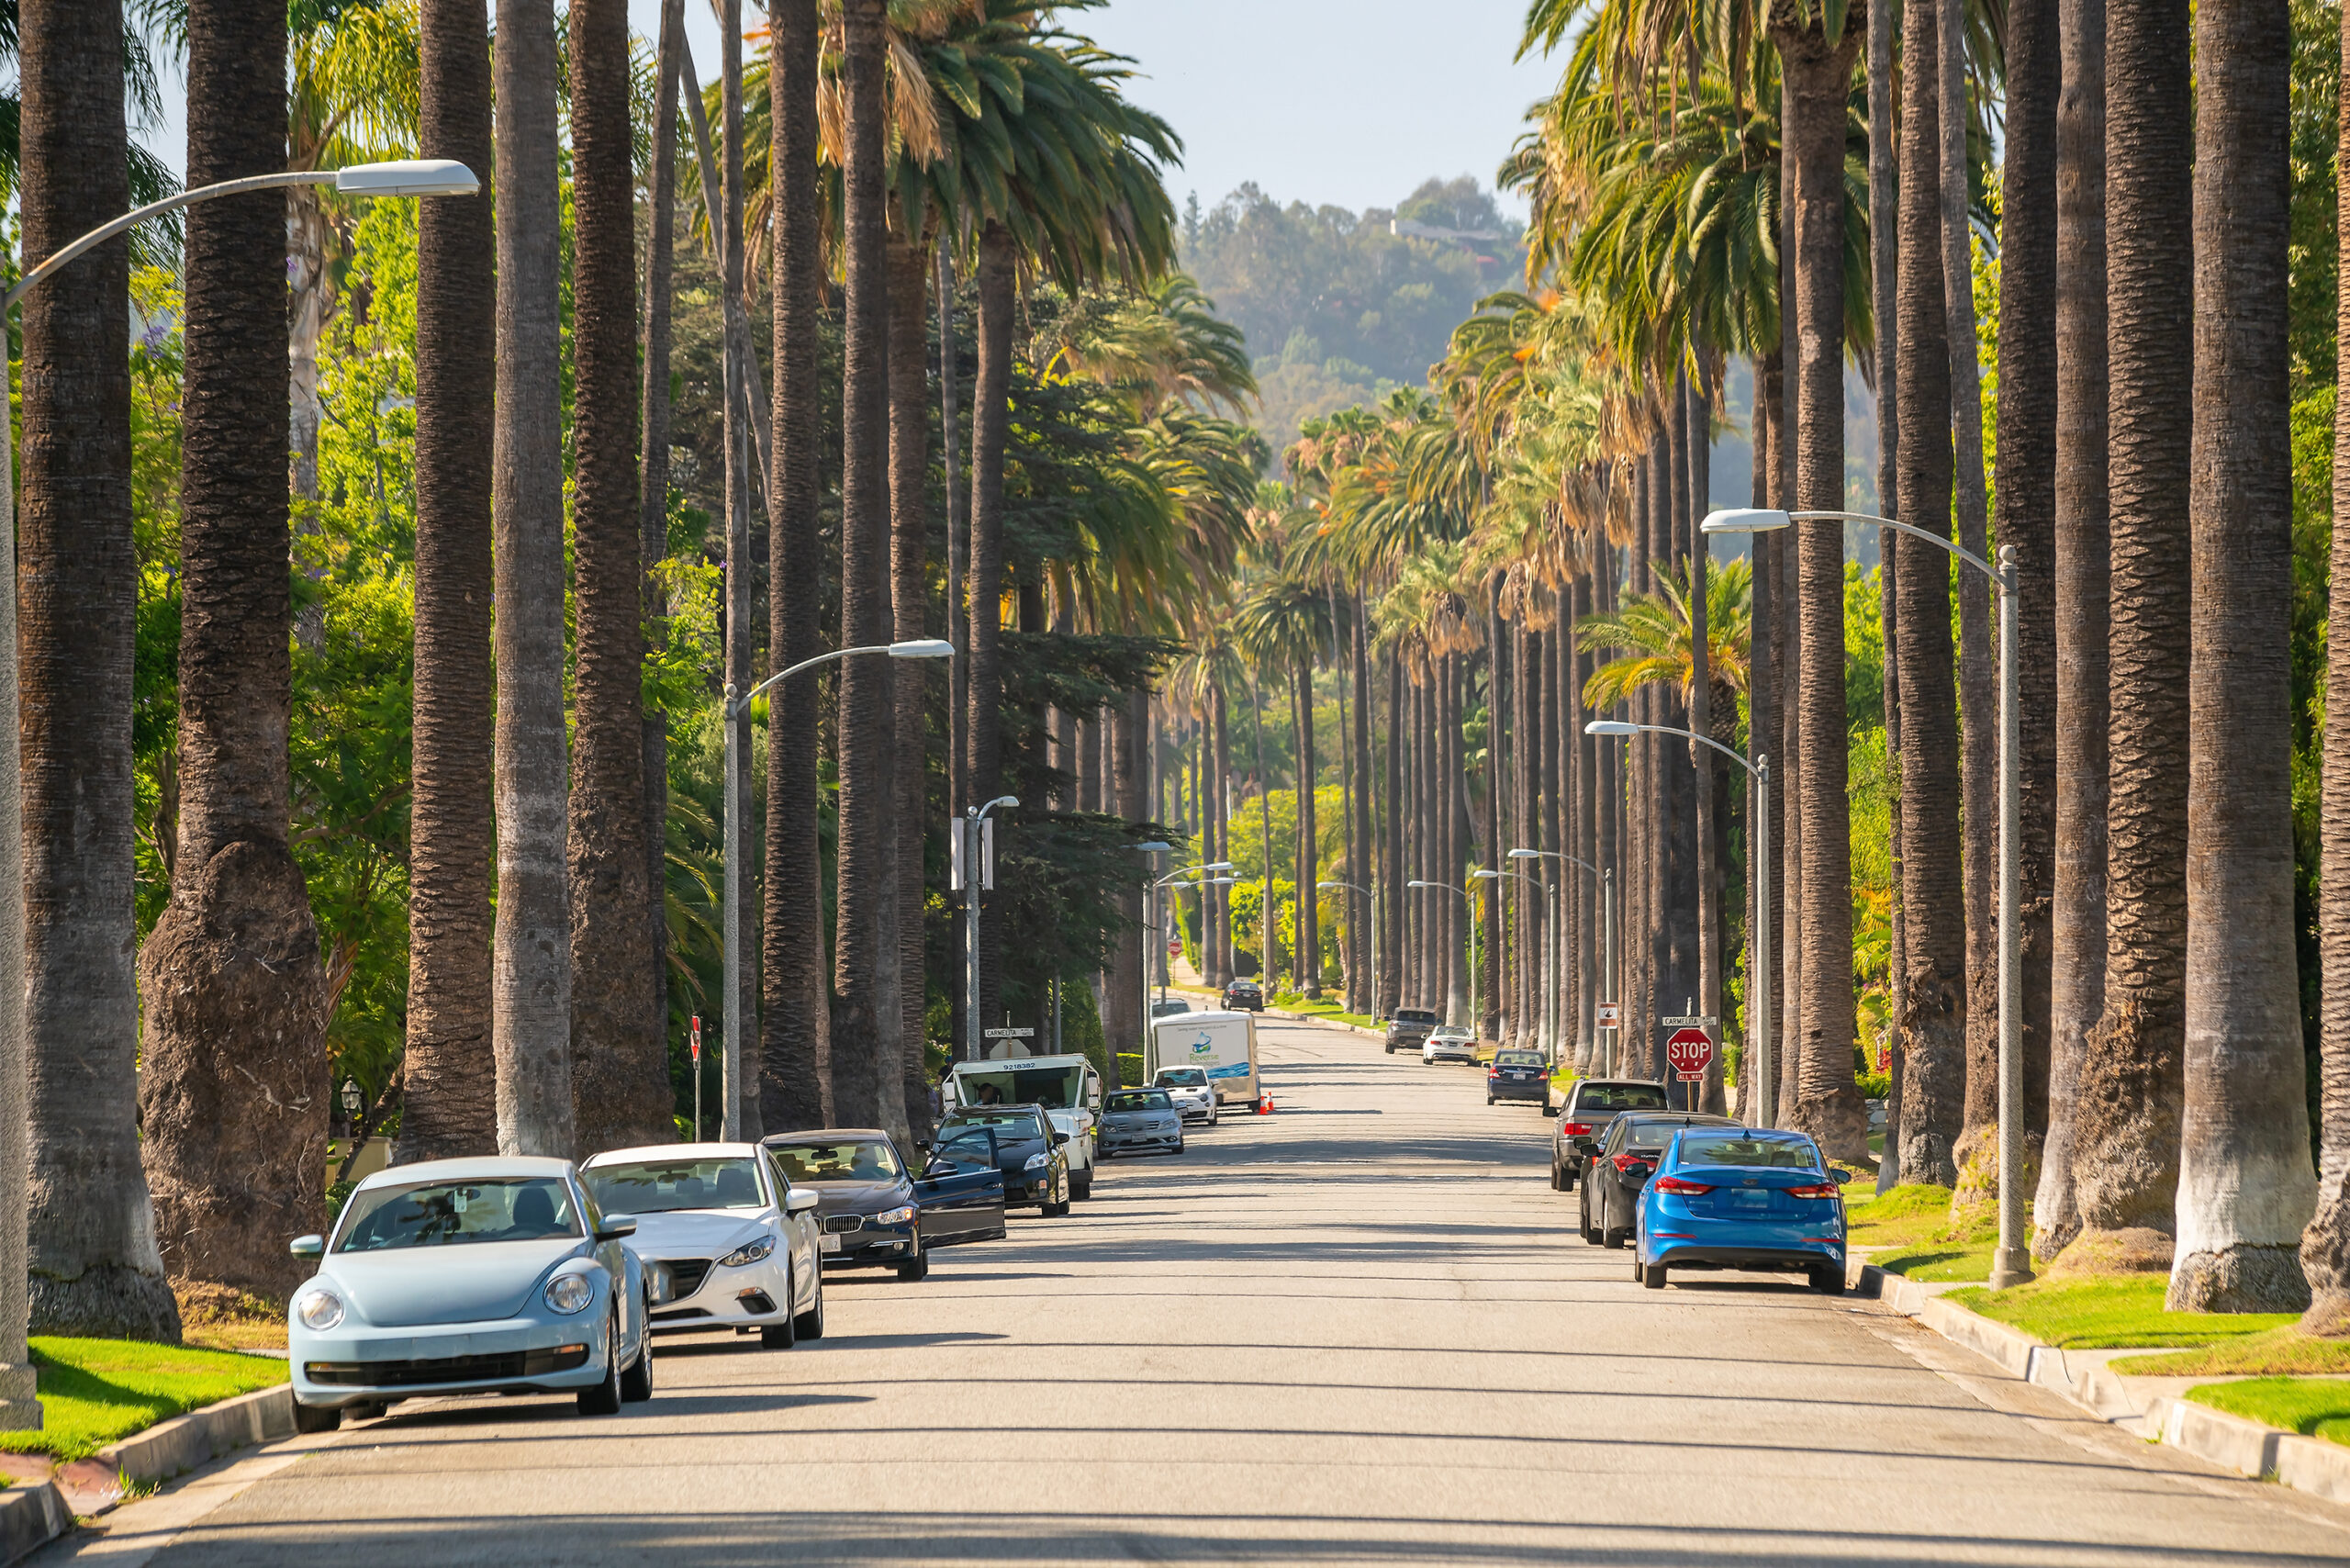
xmin=1486 ymin=1048 xmax=1550 ymax=1105
xmin=1222 ymin=978 xmax=1264 ymax=1012
xmin=1550 ymin=1079 xmax=1673 ymax=1190
xmin=933 ymin=1104 xmax=1072 ymax=1215
xmin=1578 ymin=1112 xmax=1738 ymax=1248
xmin=762 ymin=1129 xmax=1006 ymax=1281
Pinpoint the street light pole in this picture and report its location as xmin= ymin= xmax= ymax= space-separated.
xmin=1705 ymin=507 xmax=2025 ymax=1279
xmin=0 ymin=158 xmax=481 ymax=1437
xmin=1407 ymin=879 xmax=1476 ymax=1036
xmin=1509 ymin=847 xmax=1605 ymax=1070
xmin=1155 ymin=864 xmax=1234 ymax=1007
xmin=1315 ymin=879 xmax=1377 ymax=1019
xmin=721 ymin=638 xmax=951 ymax=1135
xmin=960 ymin=792 xmax=1019 ymax=1063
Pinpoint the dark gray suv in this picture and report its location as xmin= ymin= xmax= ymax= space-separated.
xmin=1383 ymin=1006 xmax=1440 ymax=1055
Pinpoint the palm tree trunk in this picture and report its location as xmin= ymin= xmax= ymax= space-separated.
xmin=2075 ymin=0 xmax=2191 ymax=1269
xmin=2037 ymin=0 xmax=2109 ymax=1259
xmin=1516 ymin=620 xmax=1538 ymax=1045
xmin=2168 ymin=0 xmax=2314 ymax=1313
xmin=1895 ymin=0 xmax=1965 ymax=1187
xmin=1781 ymin=7 xmax=1867 ymax=1161
xmin=1688 ymin=368 xmax=1723 ymax=1113
xmin=719 ymin=0 xmax=760 ymax=1142
xmin=1352 ymin=600 xmax=1375 ymax=1014
xmin=1108 ymin=691 xmax=1147 ymax=1081
xmin=565 ymin=0 xmax=664 ymax=1155
xmin=1867 ymin=0 xmax=1901 ymax=1182
xmin=2302 ymin=0 xmax=2350 ymax=1334
xmin=1382 ymin=646 xmax=1405 ymax=1015
xmin=1749 ymin=364 xmax=1780 ymax=1120
xmin=833 ymin=0 xmax=898 ymax=1130
xmin=1214 ymin=681 xmax=1237 ymax=988
xmin=490 ymin=0 xmax=572 ymax=1158
xmin=136 ymin=0 xmax=328 ymax=1308
xmin=1996 ymin=0 xmax=2063 ymax=1208
xmin=1574 ymin=576 xmax=1598 ymax=1070
xmin=966 ymin=222 xmax=1014 ymax=1045
xmin=1297 ymin=661 xmax=1321 ymax=997
xmin=761 ymin=0 xmax=827 ymax=1133
xmin=397 ymin=0 xmax=498 ymax=1162
xmin=1480 ymin=606 xmax=1502 ymax=1037
xmin=1778 ymin=517 xmax=1802 ymax=1123
xmin=887 ymin=229 xmax=933 ymax=1141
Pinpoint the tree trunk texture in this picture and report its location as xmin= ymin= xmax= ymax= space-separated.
xmin=1382 ymin=647 xmax=1405 ymax=1015
xmin=2038 ymin=0 xmax=2109 ymax=1259
xmin=2170 ymin=0 xmax=2314 ymax=1313
xmin=719 ymin=0 xmax=760 ymax=1143
xmin=1688 ymin=369 xmax=1725 ymax=1114
xmin=1778 ymin=487 xmax=1804 ymax=1122
xmin=832 ymin=0 xmax=899 ymax=1131
xmin=490 ymin=0 xmax=573 ymax=1157
xmin=137 ymin=0 xmax=328 ymax=1307
xmin=2072 ymin=0 xmax=2191 ymax=1271
xmin=1866 ymin=0 xmax=1902 ymax=1182
xmin=887 ymin=231 xmax=933 ymax=1142
xmin=1214 ymin=683 xmax=1237 ymax=988
xmin=565 ymin=0 xmax=665 ymax=1155
xmin=1296 ymin=662 xmax=1321 ymax=997
xmin=1750 ymin=358 xmax=1782 ymax=1121
xmin=1481 ymin=611 xmax=1503 ymax=1036
xmin=1353 ymin=601 xmax=1375 ymax=1014
xmin=762 ymin=0 xmax=828 ymax=1134
xmin=1108 ymin=692 xmax=1147 ymax=1079
xmin=966 ymin=223 xmax=1014 ymax=1042
xmin=396 ymin=0 xmax=498 ymax=1162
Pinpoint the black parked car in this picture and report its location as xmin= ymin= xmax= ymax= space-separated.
xmin=933 ymin=1104 xmax=1072 ymax=1215
xmin=1383 ymin=1006 xmax=1438 ymax=1056
xmin=1485 ymin=1048 xmax=1550 ymax=1106
xmin=1222 ymin=978 xmax=1264 ymax=1012
xmin=1550 ymin=1079 xmax=1673 ymax=1191
xmin=1578 ymin=1113 xmax=1739 ymax=1247
xmin=762 ymin=1129 xmax=1006 ymax=1281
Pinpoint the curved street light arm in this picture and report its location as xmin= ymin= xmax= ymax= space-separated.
xmin=1787 ymin=510 xmax=2005 ymax=588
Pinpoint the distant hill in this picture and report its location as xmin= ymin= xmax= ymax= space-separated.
xmin=1179 ymin=175 xmax=1528 ymax=464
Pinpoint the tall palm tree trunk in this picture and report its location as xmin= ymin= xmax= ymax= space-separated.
xmin=833 ymin=0 xmax=899 ymax=1129
xmin=1573 ymin=576 xmax=1598 ymax=1070
xmin=2037 ymin=0 xmax=2109 ymax=1258
xmin=2169 ymin=0 xmax=2315 ymax=1314
xmin=1296 ymin=661 xmax=1320 ymax=997
xmin=1687 ymin=368 xmax=1723 ymax=1112
xmin=1895 ymin=0 xmax=1965 ymax=1187
xmin=1214 ymin=681 xmax=1237 ymax=988
xmin=887 ymin=230 xmax=934 ymax=1139
xmin=1481 ymin=610 xmax=1502 ymax=1037
xmin=2301 ymin=0 xmax=2350 ymax=1333
xmin=2074 ymin=0 xmax=2191 ymax=1271
xmin=1353 ymin=601 xmax=1375 ymax=1014
xmin=1865 ymin=0 xmax=1902 ymax=1178
xmin=565 ymin=0 xmax=665 ymax=1155
xmin=1382 ymin=648 xmax=1405 ymax=1015
xmin=966 ymin=222 xmax=1014 ymax=1038
xmin=136 ymin=0 xmax=329 ymax=1306
xmin=491 ymin=0 xmax=572 ymax=1157
xmin=762 ymin=0 xmax=827 ymax=1132
xmin=719 ymin=0 xmax=760 ymax=1140
xmin=1749 ymin=368 xmax=1780 ymax=1120
xmin=397 ymin=0 xmax=498 ymax=1162
xmin=1780 ymin=7 xmax=1868 ymax=1161
xmin=1108 ymin=691 xmax=1147 ymax=1079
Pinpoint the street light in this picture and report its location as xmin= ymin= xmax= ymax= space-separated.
xmin=1587 ymin=717 xmax=1770 ymax=1126
xmin=1704 ymin=504 xmax=2029 ymax=1288
xmin=1510 ymin=847 xmax=1613 ymax=1070
xmin=957 ymin=793 xmax=1019 ymax=1063
xmin=1472 ymin=866 xmax=1543 ymax=1058
xmin=0 ymin=157 xmax=484 ymax=1438
xmin=720 ymin=639 xmax=953 ymax=1135
xmin=1315 ymin=879 xmax=1378 ymax=1016
xmin=1408 ymin=879 xmax=1478 ymax=1035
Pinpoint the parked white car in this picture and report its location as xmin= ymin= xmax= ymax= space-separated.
xmin=580 ymin=1143 xmax=823 ymax=1347
xmin=1152 ymin=1067 xmax=1220 ymax=1125
xmin=1423 ymin=1025 xmax=1479 ymax=1065
xmin=287 ymin=1156 xmax=653 ymax=1430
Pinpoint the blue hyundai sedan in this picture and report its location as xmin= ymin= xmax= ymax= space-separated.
xmin=1631 ymin=1127 xmax=1852 ymax=1294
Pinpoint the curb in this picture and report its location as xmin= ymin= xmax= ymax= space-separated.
xmin=1853 ymin=1262 xmax=2350 ymax=1506
xmin=0 ymin=1480 xmax=70 ymax=1566
xmin=1262 ymin=1006 xmax=1381 ymax=1038
xmin=51 ymin=1383 xmax=297 ymax=1520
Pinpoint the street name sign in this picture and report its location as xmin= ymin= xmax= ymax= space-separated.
xmin=1662 ymin=1014 xmax=1719 ymax=1029
xmin=983 ymin=1026 xmax=1036 ymax=1039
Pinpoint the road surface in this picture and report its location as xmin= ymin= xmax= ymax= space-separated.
xmin=47 ymin=1015 xmax=2350 ymax=1565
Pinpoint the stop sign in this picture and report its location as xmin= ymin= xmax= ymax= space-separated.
xmin=1665 ymin=1026 xmax=1714 ymax=1081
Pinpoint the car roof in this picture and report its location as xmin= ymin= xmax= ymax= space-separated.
xmin=584 ymin=1142 xmax=766 ymax=1166
xmin=943 ymin=1103 xmax=1046 ymax=1116
xmin=763 ymin=1128 xmax=891 ymax=1145
xmin=352 ymin=1154 xmax=573 ymax=1190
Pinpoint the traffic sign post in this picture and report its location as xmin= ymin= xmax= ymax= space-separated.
xmin=1664 ymin=1024 xmax=1715 ymax=1114
xmin=689 ymin=1016 xmax=703 ymax=1140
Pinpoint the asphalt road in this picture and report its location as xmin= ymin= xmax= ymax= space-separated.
xmin=47 ymin=1016 xmax=2350 ymax=1565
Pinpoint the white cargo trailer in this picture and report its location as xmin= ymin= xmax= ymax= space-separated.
xmin=1147 ymin=1010 xmax=1259 ymax=1106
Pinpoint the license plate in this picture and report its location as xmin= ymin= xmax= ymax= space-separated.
xmin=819 ymin=1234 xmax=841 ymax=1253
xmin=1731 ymin=1190 xmax=1769 ymax=1212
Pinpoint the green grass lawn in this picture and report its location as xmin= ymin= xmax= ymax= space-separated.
xmin=2113 ymin=1327 xmax=2350 ymax=1378
xmin=1270 ymin=992 xmax=1378 ymax=1029
xmin=2183 ymin=1377 xmax=2350 ymax=1447
xmin=1841 ymin=1183 xmax=1999 ymax=1282
xmin=0 ymin=1337 xmax=286 ymax=1462
xmin=1945 ymin=1276 xmax=2300 ymax=1350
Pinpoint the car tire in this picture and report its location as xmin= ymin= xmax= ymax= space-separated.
xmin=293 ymin=1401 xmax=341 ymax=1434
xmin=1384 ymin=1043 xmax=1394 ymax=1055
xmin=1811 ymin=1266 xmax=1847 ymax=1296
xmin=1604 ymin=1226 xmax=1628 ymax=1250
xmin=1643 ymin=1262 xmax=1667 ymax=1291
xmin=1550 ymin=1159 xmax=1564 ymax=1193
xmin=794 ymin=1274 xmax=826 ymax=1339
xmin=761 ymin=1278 xmax=799 ymax=1350
xmin=578 ymin=1309 xmax=624 ymax=1416
xmin=1485 ymin=1094 xmax=1494 ymax=1105
xmin=896 ymin=1246 xmax=930 ymax=1282
xmin=1071 ymin=1172 xmax=1092 ymax=1201
xmin=620 ymin=1331 xmax=655 ymax=1404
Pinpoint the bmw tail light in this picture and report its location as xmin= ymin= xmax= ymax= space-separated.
xmin=1652 ymin=1175 xmax=1713 ymax=1194
xmin=1786 ymin=1182 xmax=1841 ymax=1199
xmin=1560 ymin=1123 xmax=1593 ymax=1136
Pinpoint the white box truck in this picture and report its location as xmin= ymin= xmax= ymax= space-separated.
xmin=1147 ymin=1010 xmax=1259 ymax=1107
xmin=940 ymin=1054 xmax=1102 ymax=1199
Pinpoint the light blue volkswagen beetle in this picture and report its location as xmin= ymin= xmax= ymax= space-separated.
xmin=286 ymin=1156 xmax=654 ymax=1430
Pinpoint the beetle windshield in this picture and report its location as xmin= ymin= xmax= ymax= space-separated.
xmin=584 ymin=1158 xmax=766 ymax=1214
xmin=334 ymin=1178 xmax=581 ymax=1251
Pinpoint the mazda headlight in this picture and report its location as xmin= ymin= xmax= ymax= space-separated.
xmin=1024 ymin=1151 xmax=1049 ymax=1170
xmin=295 ymin=1288 xmax=343 ymax=1332
xmin=719 ymin=1236 xmax=776 ymax=1268
xmin=874 ymin=1205 xmax=916 ymax=1227
xmin=543 ymin=1273 xmax=596 ymax=1315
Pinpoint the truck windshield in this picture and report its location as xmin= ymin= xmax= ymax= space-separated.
xmin=957 ymin=1065 xmax=1084 ymax=1108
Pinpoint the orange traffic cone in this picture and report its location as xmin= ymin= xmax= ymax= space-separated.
xmin=1256 ymin=1091 xmax=1273 ymax=1114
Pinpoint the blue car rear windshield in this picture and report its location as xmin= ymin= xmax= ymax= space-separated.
xmin=335 ymin=1178 xmax=582 ymax=1251
xmin=1677 ymin=1135 xmax=1820 ymax=1170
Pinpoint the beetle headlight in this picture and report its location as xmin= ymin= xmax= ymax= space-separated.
xmin=544 ymin=1273 xmax=596 ymax=1315
xmin=1024 ymin=1151 xmax=1049 ymax=1170
xmin=719 ymin=1236 xmax=776 ymax=1267
xmin=873 ymin=1205 xmax=916 ymax=1227
xmin=295 ymin=1288 xmax=343 ymax=1332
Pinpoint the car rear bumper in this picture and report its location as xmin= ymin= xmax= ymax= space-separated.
xmin=1487 ymin=1081 xmax=1546 ymax=1100
xmin=1645 ymin=1241 xmax=1844 ymax=1271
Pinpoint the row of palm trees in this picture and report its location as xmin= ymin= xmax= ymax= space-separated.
xmin=1170 ymin=0 xmax=2349 ymax=1327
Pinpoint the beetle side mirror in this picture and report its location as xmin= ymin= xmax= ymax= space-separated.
xmin=596 ymin=1215 xmax=638 ymax=1240
xmin=784 ymin=1189 xmax=820 ymax=1215
xmin=290 ymin=1234 xmax=325 ymax=1260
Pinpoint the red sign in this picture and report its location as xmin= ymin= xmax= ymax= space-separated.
xmin=1665 ymin=1026 xmax=1714 ymax=1081
xmin=689 ymin=1016 xmax=702 ymax=1064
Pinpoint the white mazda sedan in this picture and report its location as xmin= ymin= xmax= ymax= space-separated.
xmin=287 ymin=1156 xmax=653 ymax=1430
xmin=580 ymin=1143 xmax=824 ymax=1347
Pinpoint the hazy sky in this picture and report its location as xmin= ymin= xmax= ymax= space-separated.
xmin=145 ymin=2 xmax=1561 ymax=221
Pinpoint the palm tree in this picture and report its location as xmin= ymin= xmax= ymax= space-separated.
xmin=21 ymin=0 xmax=179 ymax=1339
xmin=763 ymin=0 xmax=828 ymax=1134
xmin=397 ymin=0 xmax=498 ymax=1161
xmin=2167 ymin=0 xmax=2315 ymax=1315
xmin=2035 ymin=0 xmax=2109 ymax=1260
xmin=2071 ymin=0 xmax=2190 ymax=1271
xmin=1894 ymin=0 xmax=1964 ymax=1190
xmin=565 ymin=0 xmax=665 ymax=1154
xmin=888 ymin=225 xmax=935 ymax=1137
xmin=965 ymin=218 xmax=1013 ymax=1046
xmin=491 ymin=0 xmax=573 ymax=1157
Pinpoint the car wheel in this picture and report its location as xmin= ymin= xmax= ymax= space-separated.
xmin=794 ymin=1273 xmax=826 ymax=1339
xmin=896 ymin=1244 xmax=930 ymax=1282
xmin=1811 ymin=1266 xmax=1847 ymax=1296
xmin=293 ymin=1401 xmax=341 ymax=1435
xmin=1643 ymin=1262 xmax=1668 ymax=1291
xmin=1485 ymin=1094 xmax=1494 ymax=1105
xmin=1071 ymin=1172 xmax=1092 ymax=1201
xmin=620 ymin=1326 xmax=655 ymax=1404
xmin=1604 ymin=1226 xmax=1628 ymax=1250
xmin=578 ymin=1308 xmax=624 ymax=1415
xmin=761 ymin=1275 xmax=799 ymax=1349
xmin=1549 ymin=1159 xmax=1563 ymax=1193
xmin=1384 ymin=1042 xmax=1394 ymax=1054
